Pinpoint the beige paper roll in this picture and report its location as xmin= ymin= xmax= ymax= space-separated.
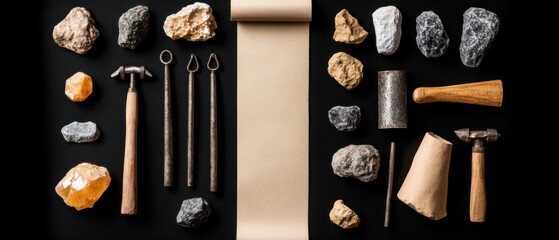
xmin=232 ymin=1 xmax=311 ymax=239
xmin=397 ymin=132 xmax=453 ymax=220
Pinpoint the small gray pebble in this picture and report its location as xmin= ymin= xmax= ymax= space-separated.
xmin=176 ymin=197 xmax=211 ymax=228
xmin=332 ymin=144 xmax=380 ymax=182
xmin=118 ymin=5 xmax=150 ymax=49
xmin=61 ymin=121 xmax=100 ymax=143
xmin=328 ymin=106 xmax=361 ymax=131
xmin=416 ymin=11 xmax=449 ymax=58
xmin=459 ymin=7 xmax=499 ymax=68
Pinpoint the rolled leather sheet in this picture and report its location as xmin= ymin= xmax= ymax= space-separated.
xmin=232 ymin=0 xmax=311 ymax=239
xmin=397 ymin=132 xmax=453 ymax=220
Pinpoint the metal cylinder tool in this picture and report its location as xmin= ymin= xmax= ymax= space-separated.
xmin=378 ymin=70 xmax=407 ymax=129
xmin=187 ymin=54 xmax=199 ymax=188
xmin=207 ymin=53 xmax=220 ymax=192
xmin=160 ymin=50 xmax=174 ymax=187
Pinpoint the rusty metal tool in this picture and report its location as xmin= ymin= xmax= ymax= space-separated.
xmin=111 ymin=66 xmax=152 ymax=215
xmin=187 ymin=54 xmax=199 ymax=188
xmin=207 ymin=53 xmax=220 ymax=192
xmin=160 ymin=50 xmax=174 ymax=187
xmin=455 ymin=128 xmax=500 ymax=222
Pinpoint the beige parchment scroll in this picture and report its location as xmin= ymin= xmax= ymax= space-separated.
xmin=232 ymin=1 xmax=311 ymax=239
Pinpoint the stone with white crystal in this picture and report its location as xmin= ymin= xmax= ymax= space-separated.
xmin=416 ymin=11 xmax=449 ymax=58
xmin=372 ymin=6 xmax=402 ymax=55
xmin=459 ymin=7 xmax=499 ymax=68
xmin=163 ymin=2 xmax=217 ymax=41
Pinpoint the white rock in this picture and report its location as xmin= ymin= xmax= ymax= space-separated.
xmin=163 ymin=2 xmax=217 ymax=41
xmin=372 ymin=6 xmax=402 ymax=55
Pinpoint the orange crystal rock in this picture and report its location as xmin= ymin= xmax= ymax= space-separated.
xmin=65 ymin=72 xmax=93 ymax=102
xmin=55 ymin=162 xmax=111 ymax=211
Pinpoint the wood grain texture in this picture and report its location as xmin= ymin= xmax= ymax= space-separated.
xmin=413 ymin=79 xmax=503 ymax=107
xmin=121 ymin=90 xmax=138 ymax=215
xmin=470 ymin=152 xmax=486 ymax=222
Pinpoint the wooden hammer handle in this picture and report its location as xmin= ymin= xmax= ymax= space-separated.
xmin=470 ymin=151 xmax=486 ymax=222
xmin=413 ymin=80 xmax=503 ymax=107
xmin=121 ymin=90 xmax=138 ymax=215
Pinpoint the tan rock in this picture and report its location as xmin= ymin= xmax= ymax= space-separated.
xmin=163 ymin=2 xmax=217 ymax=41
xmin=65 ymin=72 xmax=93 ymax=102
xmin=55 ymin=162 xmax=111 ymax=211
xmin=333 ymin=9 xmax=368 ymax=44
xmin=327 ymin=52 xmax=363 ymax=90
xmin=329 ymin=200 xmax=360 ymax=229
xmin=52 ymin=7 xmax=99 ymax=54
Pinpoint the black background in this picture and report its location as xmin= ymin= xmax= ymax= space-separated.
xmin=41 ymin=0 xmax=515 ymax=239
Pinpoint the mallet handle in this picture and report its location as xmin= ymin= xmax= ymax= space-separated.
xmin=121 ymin=90 xmax=138 ymax=215
xmin=470 ymin=151 xmax=486 ymax=222
xmin=413 ymin=80 xmax=503 ymax=107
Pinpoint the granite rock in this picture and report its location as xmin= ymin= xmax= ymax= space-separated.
xmin=459 ymin=7 xmax=500 ymax=68
xmin=329 ymin=199 xmax=360 ymax=229
xmin=328 ymin=106 xmax=361 ymax=131
xmin=61 ymin=121 xmax=100 ymax=143
xmin=416 ymin=11 xmax=449 ymax=58
xmin=332 ymin=144 xmax=380 ymax=182
xmin=176 ymin=198 xmax=211 ymax=228
xmin=118 ymin=5 xmax=150 ymax=49
xmin=52 ymin=7 xmax=99 ymax=54
xmin=372 ymin=6 xmax=402 ymax=55
xmin=333 ymin=9 xmax=368 ymax=44
xmin=163 ymin=2 xmax=217 ymax=41
xmin=327 ymin=52 xmax=363 ymax=90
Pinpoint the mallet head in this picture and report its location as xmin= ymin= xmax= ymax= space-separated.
xmin=111 ymin=66 xmax=153 ymax=90
xmin=454 ymin=128 xmax=500 ymax=143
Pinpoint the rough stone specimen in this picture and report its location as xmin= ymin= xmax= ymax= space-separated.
xmin=333 ymin=9 xmax=368 ymax=44
xmin=176 ymin=198 xmax=211 ymax=228
xmin=55 ymin=162 xmax=111 ymax=211
xmin=332 ymin=144 xmax=380 ymax=182
xmin=118 ymin=5 xmax=150 ymax=49
xmin=329 ymin=199 xmax=360 ymax=229
xmin=163 ymin=2 xmax=217 ymax=41
xmin=327 ymin=52 xmax=363 ymax=90
xmin=61 ymin=121 xmax=100 ymax=143
xmin=372 ymin=6 xmax=402 ymax=55
xmin=65 ymin=72 xmax=93 ymax=102
xmin=53 ymin=7 xmax=99 ymax=54
xmin=416 ymin=11 xmax=449 ymax=58
xmin=459 ymin=7 xmax=499 ymax=68
xmin=328 ymin=106 xmax=361 ymax=131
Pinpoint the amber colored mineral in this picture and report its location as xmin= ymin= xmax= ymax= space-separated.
xmin=65 ymin=72 xmax=93 ymax=102
xmin=55 ymin=162 xmax=111 ymax=211
xmin=333 ymin=9 xmax=368 ymax=44
xmin=329 ymin=199 xmax=360 ymax=229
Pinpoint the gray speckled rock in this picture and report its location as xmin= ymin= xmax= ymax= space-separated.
xmin=61 ymin=121 xmax=100 ymax=143
xmin=176 ymin=198 xmax=211 ymax=228
xmin=118 ymin=5 xmax=150 ymax=49
xmin=328 ymin=106 xmax=361 ymax=131
xmin=459 ymin=7 xmax=499 ymax=68
xmin=416 ymin=11 xmax=449 ymax=58
xmin=372 ymin=6 xmax=402 ymax=55
xmin=332 ymin=144 xmax=380 ymax=182
xmin=52 ymin=7 xmax=99 ymax=54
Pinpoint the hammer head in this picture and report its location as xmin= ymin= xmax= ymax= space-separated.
xmin=454 ymin=128 xmax=500 ymax=142
xmin=111 ymin=66 xmax=153 ymax=80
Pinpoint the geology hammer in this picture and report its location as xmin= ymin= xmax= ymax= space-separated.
xmin=111 ymin=66 xmax=152 ymax=215
xmin=455 ymin=128 xmax=500 ymax=222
